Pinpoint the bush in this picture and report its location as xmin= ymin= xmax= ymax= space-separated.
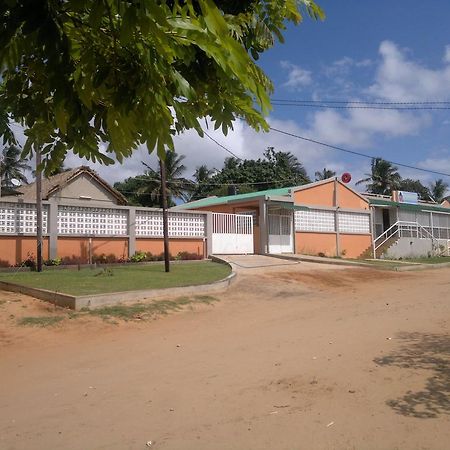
xmin=176 ymin=251 xmax=203 ymax=261
xmin=130 ymin=251 xmax=150 ymax=263
xmin=17 ymin=254 xmax=36 ymax=270
xmin=44 ymin=257 xmax=62 ymax=266
xmin=92 ymin=253 xmax=118 ymax=264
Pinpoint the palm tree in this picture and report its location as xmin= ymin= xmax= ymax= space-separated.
xmin=140 ymin=152 xmax=192 ymax=207
xmin=429 ymin=179 xmax=449 ymax=203
xmin=193 ymin=165 xmax=215 ymax=184
xmin=356 ymin=158 xmax=401 ymax=195
xmin=0 ymin=145 xmax=31 ymax=189
xmin=315 ymin=168 xmax=336 ymax=181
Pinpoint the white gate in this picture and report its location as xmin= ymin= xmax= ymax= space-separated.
xmin=268 ymin=210 xmax=294 ymax=254
xmin=211 ymin=213 xmax=254 ymax=254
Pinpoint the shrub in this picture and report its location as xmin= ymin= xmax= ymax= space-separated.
xmin=130 ymin=251 xmax=148 ymax=263
xmin=17 ymin=253 xmax=36 ymax=270
xmin=44 ymin=257 xmax=62 ymax=266
xmin=176 ymin=251 xmax=203 ymax=261
xmin=92 ymin=253 xmax=118 ymax=264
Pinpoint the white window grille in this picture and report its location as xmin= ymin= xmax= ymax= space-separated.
xmin=295 ymin=209 xmax=335 ymax=232
xmin=338 ymin=212 xmax=370 ymax=234
xmin=57 ymin=206 xmax=128 ymax=235
xmin=136 ymin=211 xmax=205 ymax=237
xmin=0 ymin=203 xmax=48 ymax=234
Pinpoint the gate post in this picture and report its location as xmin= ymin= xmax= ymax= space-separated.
xmin=205 ymin=212 xmax=213 ymax=256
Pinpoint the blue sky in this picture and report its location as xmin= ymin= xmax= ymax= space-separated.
xmin=14 ymin=1 xmax=450 ymax=192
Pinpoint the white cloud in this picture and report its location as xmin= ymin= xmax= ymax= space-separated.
xmin=368 ymin=40 xmax=450 ymax=101
xmin=444 ymin=45 xmax=450 ymax=64
xmin=280 ymin=61 xmax=312 ymax=90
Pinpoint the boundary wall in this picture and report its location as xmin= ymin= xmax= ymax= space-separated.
xmin=0 ymin=200 xmax=211 ymax=266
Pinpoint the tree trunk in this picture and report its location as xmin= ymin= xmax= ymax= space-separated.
xmin=160 ymin=159 xmax=170 ymax=273
xmin=36 ymin=146 xmax=43 ymax=272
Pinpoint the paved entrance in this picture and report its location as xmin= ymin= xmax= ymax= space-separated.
xmin=215 ymin=254 xmax=300 ymax=269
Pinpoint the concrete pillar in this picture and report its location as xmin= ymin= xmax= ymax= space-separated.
xmin=128 ymin=207 xmax=136 ymax=258
xmin=259 ymin=198 xmax=268 ymax=254
xmin=205 ymin=212 xmax=213 ymax=256
xmin=333 ymin=178 xmax=340 ymax=257
xmin=48 ymin=201 xmax=58 ymax=260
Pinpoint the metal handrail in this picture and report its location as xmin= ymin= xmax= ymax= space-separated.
xmin=374 ymin=220 xmax=438 ymax=252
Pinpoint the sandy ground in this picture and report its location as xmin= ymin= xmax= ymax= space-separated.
xmin=0 ymin=258 xmax=449 ymax=450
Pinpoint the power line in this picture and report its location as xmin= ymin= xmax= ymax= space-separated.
xmin=268 ymin=126 xmax=450 ymax=179
xmin=271 ymin=99 xmax=450 ymax=105
xmin=271 ymin=103 xmax=450 ymax=111
xmin=203 ymin=130 xmax=242 ymax=161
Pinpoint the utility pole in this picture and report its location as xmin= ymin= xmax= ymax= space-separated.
xmin=35 ymin=146 xmax=43 ymax=272
xmin=160 ymin=158 xmax=170 ymax=273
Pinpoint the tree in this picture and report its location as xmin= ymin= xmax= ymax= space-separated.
xmin=114 ymin=175 xmax=159 ymax=208
xmin=398 ymin=179 xmax=430 ymax=201
xmin=194 ymin=148 xmax=310 ymax=198
xmin=141 ymin=152 xmax=192 ymax=207
xmin=315 ymin=168 xmax=336 ymax=181
xmin=0 ymin=144 xmax=31 ymax=191
xmin=0 ymin=1 xmax=323 ymax=172
xmin=356 ymin=158 xmax=401 ymax=195
xmin=190 ymin=165 xmax=216 ymax=200
xmin=429 ymin=179 xmax=449 ymax=203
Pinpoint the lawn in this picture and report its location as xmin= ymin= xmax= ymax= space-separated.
xmin=0 ymin=262 xmax=231 ymax=296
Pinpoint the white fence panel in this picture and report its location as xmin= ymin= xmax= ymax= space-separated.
xmin=211 ymin=213 xmax=253 ymax=254
xmin=0 ymin=202 xmax=48 ymax=234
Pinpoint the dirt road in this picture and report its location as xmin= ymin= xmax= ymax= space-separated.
xmin=1 ymin=261 xmax=449 ymax=450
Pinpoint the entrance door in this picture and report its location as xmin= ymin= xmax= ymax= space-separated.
xmin=268 ymin=210 xmax=294 ymax=254
xmin=382 ymin=209 xmax=391 ymax=232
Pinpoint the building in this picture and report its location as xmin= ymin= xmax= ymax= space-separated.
xmin=0 ymin=167 xmax=208 ymax=266
xmin=177 ymin=178 xmax=373 ymax=259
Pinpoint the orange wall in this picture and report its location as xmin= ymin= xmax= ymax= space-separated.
xmin=295 ymin=232 xmax=372 ymax=259
xmin=136 ymin=238 xmax=205 ymax=257
xmin=296 ymin=232 xmax=337 ymax=257
xmin=293 ymin=180 xmax=369 ymax=210
xmin=340 ymin=234 xmax=372 ymax=259
xmin=58 ymin=237 xmax=129 ymax=263
xmin=0 ymin=236 xmax=49 ymax=266
xmin=294 ymin=183 xmax=335 ymax=207
xmin=337 ymin=184 xmax=369 ymax=210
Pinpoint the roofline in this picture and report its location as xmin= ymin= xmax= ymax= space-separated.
xmin=47 ymin=166 xmax=128 ymax=205
xmin=290 ymin=177 xmax=370 ymax=204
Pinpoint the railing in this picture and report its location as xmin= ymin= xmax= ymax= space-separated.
xmin=374 ymin=220 xmax=438 ymax=253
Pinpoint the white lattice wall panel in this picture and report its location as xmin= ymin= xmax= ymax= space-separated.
xmin=338 ymin=212 xmax=370 ymax=234
xmin=295 ymin=209 xmax=335 ymax=232
xmin=57 ymin=206 xmax=128 ymax=235
xmin=136 ymin=211 xmax=205 ymax=237
xmin=0 ymin=203 xmax=48 ymax=234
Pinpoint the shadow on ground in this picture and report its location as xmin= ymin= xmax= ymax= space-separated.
xmin=374 ymin=332 xmax=450 ymax=419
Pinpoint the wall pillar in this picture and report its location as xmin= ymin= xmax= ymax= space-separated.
xmin=333 ymin=178 xmax=340 ymax=257
xmin=259 ymin=198 xmax=268 ymax=254
xmin=205 ymin=212 xmax=213 ymax=256
xmin=128 ymin=207 xmax=136 ymax=258
xmin=48 ymin=201 xmax=58 ymax=260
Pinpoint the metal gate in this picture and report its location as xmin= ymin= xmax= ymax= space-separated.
xmin=211 ymin=212 xmax=254 ymax=254
xmin=268 ymin=209 xmax=294 ymax=254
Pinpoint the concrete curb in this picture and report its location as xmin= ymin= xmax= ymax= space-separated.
xmin=0 ymin=269 xmax=236 ymax=310
xmin=268 ymin=254 xmax=378 ymax=268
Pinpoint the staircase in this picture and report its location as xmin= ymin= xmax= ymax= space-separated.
xmin=357 ymin=234 xmax=399 ymax=259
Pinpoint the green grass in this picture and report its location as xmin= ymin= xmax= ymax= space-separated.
xmin=0 ymin=262 xmax=231 ymax=296
xmin=400 ymin=256 xmax=450 ymax=264
xmin=87 ymin=295 xmax=218 ymax=321
xmin=17 ymin=316 xmax=64 ymax=327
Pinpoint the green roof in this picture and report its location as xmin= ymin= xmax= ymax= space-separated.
xmin=178 ymin=187 xmax=292 ymax=209
xmin=369 ymin=197 xmax=450 ymax=213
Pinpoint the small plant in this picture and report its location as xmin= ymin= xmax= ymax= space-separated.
xmin=17 ymin=253 xmax=36 ymax=270
xmin=44 ymin=257 xmax=62 ymax=266
xmin=94 ymin=268 xmax=114 ymax=277
xmin=18 ymin=316 xmax=64 ymax=327
xmin=175 ymin=251 xmax=203 ymax=261
xmin=130 ymin=251 xmax=148 ymax=263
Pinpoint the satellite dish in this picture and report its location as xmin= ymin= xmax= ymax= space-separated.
xmin=10 ymin=179 xmax=21 ymax=187
xmin=341 ymin=172 xmax=352 ymax=184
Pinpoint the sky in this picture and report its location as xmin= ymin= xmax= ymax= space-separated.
xmin=9 ymin=0 xmax=450 ymax=193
